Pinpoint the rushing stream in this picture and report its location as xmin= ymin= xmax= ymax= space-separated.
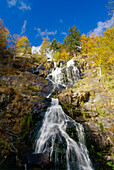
xmin=34 ymin=59 xmax=94 ymax=170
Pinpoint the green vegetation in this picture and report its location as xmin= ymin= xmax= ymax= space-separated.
xmin=63 ymin=26 xmax=80 ymax=55
xmin=99 ymin=123 xmax=104 ymax=132
xmin=107 ymin=161 xmax=114 ymax=168
xmin=97 ymin=152 xmax=102 ymax=157
xmin=97 ymin=108 xmax=105 ymax=115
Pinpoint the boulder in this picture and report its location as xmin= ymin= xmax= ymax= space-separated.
xmin=84 ymin=122 xmax=111 ymax=151
xmin=26 ymin=153 xmax=50 ymax=168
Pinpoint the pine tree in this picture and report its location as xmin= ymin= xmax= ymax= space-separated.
xmin=63 ymin=26 xmax=81 ymax=56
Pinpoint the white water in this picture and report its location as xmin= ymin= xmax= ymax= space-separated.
xmin=34 ymin=59 xmax=93 ymax=169
xmin=35 ymin=98 xmax=93 ymax=170
xmin=47 ymin=59 xmax=80 ymax=88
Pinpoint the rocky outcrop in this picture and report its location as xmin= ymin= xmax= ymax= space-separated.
xmin=84 ymin=122 xmax=111 ymax=151
xmin=58 ymin=88 xmax=90 ymax=106
xmin=0 ymin=70 xmax=52 ymax=169
xmin=58 ymin=71 xmax=114 ymax=168
xmin=31 ymin=61 xmax=54 ymax=77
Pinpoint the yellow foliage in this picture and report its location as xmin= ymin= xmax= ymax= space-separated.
xmin=53 ymin=51 xmax=60 ymax=61
xmin=60 ymin=49 xmax=70 ymax=60
xmin=40 ymin=36 xmax=50 ymax=57
xmin=80 ymin=34 xmax=88 ymax=54
xmin=0 ymin=19 xmax=10 ymax=55
xmin=81 ymin=26 xmax=114 ymax=75
xmin=15 ymin=36 xmax=30 ymax=54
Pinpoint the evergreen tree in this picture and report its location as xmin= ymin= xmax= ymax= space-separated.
xmin=50 ymin=38 xmax=59 ymax=51
xmin=63 ymin=26 xmax=81 ymax=55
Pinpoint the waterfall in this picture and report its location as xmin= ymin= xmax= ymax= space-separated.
xmin=34 ymin=59 xmax=93 ymax=170
xmin=35 ymin=98 xmax=93 ymax=170
xmin=47 ymin=59 xmax=81 ymax=88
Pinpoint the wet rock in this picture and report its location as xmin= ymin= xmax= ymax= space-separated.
xmin=84 ymin=122 xmax=111 ymax=151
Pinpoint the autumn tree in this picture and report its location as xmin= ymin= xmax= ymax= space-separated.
xmin=15 ymin=36 xmax=31 ymax=54
xmin=80 ymin=34 xmax=88 ymax=54
xmin=40 ymin=37 xmax=50 ymax=57
xmin=81 ymin=26 xmax=114 ymax=76
xmin=63 ymin=26 xmax=81 ymax=56
xmin=60 ymin=49 xmax=70 ymax=60
xmin=0 ymin=19 xmax=10 ymax=56
xmin=103 ymin=26 xmax=114 ymax=67
xmin=52 ymin=51 xmax=61 ymax=62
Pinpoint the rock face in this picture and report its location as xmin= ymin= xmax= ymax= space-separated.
xmin=84 ymin=122 xmax=111 ymax=151
xmin=58 ymin=69 xmax=114 ymax=168
xmin=31 ymin=61 xmax=54 ymax=77
xmin=0 ymin=56 xmax=114 ymax=169
xmin=0 ymin=68 xmax=52 ymax=168
xmin=58 ymin=88 xmax=90 ymax=106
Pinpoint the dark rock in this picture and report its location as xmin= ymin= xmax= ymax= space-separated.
xmin=32 ymin=61 xmax=54 ymax=77
xmin=26 ymin=153 xmax=50 ymax=168
xmin=84 ymin=122 xmax=111 ymax=151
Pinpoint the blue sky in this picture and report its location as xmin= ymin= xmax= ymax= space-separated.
xmin=0 ymin=0 xmax=114 ymax=46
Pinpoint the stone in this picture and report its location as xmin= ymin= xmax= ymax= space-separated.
xmin=26 ymin=153 xmax=50 ymax=168
xmin=84 ymin=122 xmax=111 ymax=151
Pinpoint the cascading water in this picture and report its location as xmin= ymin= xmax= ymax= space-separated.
xmin=34 ymin=59 xmax=93 ymax=170
xmin=47 ymin=59 xmax=81 ymax=88
xmin=35 ymin=98 xmax=93 ymax=170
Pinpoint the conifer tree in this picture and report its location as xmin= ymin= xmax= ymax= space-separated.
xmin=63 ymin=26 xmax=81 ymax=56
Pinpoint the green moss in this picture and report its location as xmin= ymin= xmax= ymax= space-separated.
xmin=100 ymin=123 xmax=104 ymax=132
xmin=97 ymin=152 xmax=102 ymax=157
xmin=34 ymin=87 xmax=40 ymax=92
xmin=28 ymin=86 xmax=34 ymax=90
xmin=107 ymin=161 xmax=114 ymax=168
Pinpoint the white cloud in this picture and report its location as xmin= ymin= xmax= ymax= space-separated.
xmin=59 ymin=19 xmax=63 ymax=23
xmin=7 ymin=0 xmax=31 ymax=11
xmin=88 ymin=15 xmax=114 ymax=35
xmin=21 ymin=20 xmax=27 ymax=35
xmin=61 ymin=32 xmax=67 ymax=35
xmin=18 ymin=1 xmax=31 ymax=11
xmin=7 ymin=0 xmax=17 ymax=7
xmin=35 ymin=28 xmax=57 ymax=38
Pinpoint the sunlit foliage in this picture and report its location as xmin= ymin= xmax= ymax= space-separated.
xmin=15 ymin=36 xmax=31 ymax=54
xmin=0 ymin=19 xmax=10 ymax=56
xmin=40 ymin=36 xmax=50 ymax=57
xmin=81 ymin=26 xmax=114 ymax=76
xmin=60 ymin=49 xmax=70 ymax=60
